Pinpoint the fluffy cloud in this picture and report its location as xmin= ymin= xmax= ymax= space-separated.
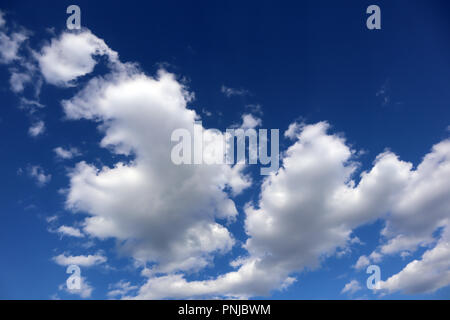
xmin=354 ymin=255 xmax=370 ymax=270
xmin=56 ymin=34 xmax=250 ymax=275
xmin=284 ymin=122 xmax=301 ymax=140
xmin=21 ymin=26 xmax=449 ymax=298
xmin=129 ymin=260 xmax=293 ymax=299
xmin=0 ymin=28 xmax=27 ymax=64
xmin=379 ymin=227 xmax=450 ymax=294
xmin=53 ymin=253 xmax=106 ymax=267
xmin=355 ymin=139 xmax=450 ymax=282
xmin=240 ymin=114 xmax=262 ymax=130
xmin=379 ymin=139 xmax=450 ymax=255
xmin=130 ymin=122 xmax=404 ymax=298
xmin=35 ymin=29 xmax=120 ymax=86
xmin=132 ymin=122 xmax=450 ymax=298
xmin=56 ymin=225 xmax=84 ymax=238
xmin=341 ymin=280 xmax=362 ymax=294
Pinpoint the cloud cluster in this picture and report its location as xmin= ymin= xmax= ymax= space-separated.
xmin=45 ymin=29 xmax=450 ymax=297
xmin=132 ymin=122 xmax=450 ymax=298
xmin=2 ymin=12 xmax=449 ymax=299
xmin=379 ymin=227 xmax=450 ymax=294
xmin=57 ymin=43 xmax=250 ymax=274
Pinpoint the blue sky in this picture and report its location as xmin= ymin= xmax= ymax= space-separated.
xmin=0 ymin=0 xmax=450 ymax=299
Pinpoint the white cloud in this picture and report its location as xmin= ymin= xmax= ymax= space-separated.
xmin=58 ymin=37 xmax=250 ymax=274
xmin=0 ymin=31 xmax=27 ymax=64
xmin=53 ymin=253 xmax=106 ymax=267
xmin=27 ymin=165 xmax=51 ymax=186
xmin=10 ymin=71 xmax=31 ymax=92
xmin=361 ymin=139 xmax=450 ymax=274
xmin=341 ymin=280 xmax=362 ymax=294
xmin=35 ymin=30 xmax=120 ymax=86
xmin=132 ymin=122 xmax=450 ymax=298
xmin=56 ymin=225 xmax=84 ymax=238
xmin=240 ymin=114 xmax=261 ymax=129
xmin=130 ymin=122 xmax=406 ymax=298
xmin=32 ymin=27 xmax=450 ymax=298
xmin=354 ymin=255 xmax=370 ymax=270
xmin=284 ymin=122 xmax=301 ymax=140
xmin=379 ymin=227 xmax=450 ymax=294
xmin=0 ymin=11 xmax=28 ymax=64
xmin=369 ymin=251 xmax=382 ymax=263
xmin=54 ymin=147 xmax=81 ymax=160
xmin=46 ymin=215 xmax=58 ymax=223
xmin=108 ymin=280 xmax=138 ymax=298
xmin=28 ymin=120 xmax=45 ymax=137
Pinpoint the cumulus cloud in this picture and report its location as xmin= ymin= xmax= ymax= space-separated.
xmin=354 ymin=255 xmax=370 ymax=270
xmin=35 ymin=29 xmax=120 ymax=86
xmin=55 ymin=33 xmax=250 ymax=275
xmin=379 ymin=227 xmax=450 ymax=294
xmin=130 ymin=122 xmax=450 ymax=298
xmin=284 ymin=122 xmax=301 ymax=140
xmin=129 ymin=122 xmax=403 ymax=298
xmin=240 ymin=114 xmax=262 ymax=130
xmin=22 ymin=26 xmax=449 ymax=298
xmin=358 ymin=139 xmax=450 ymax=278
xmin=380 ymin=140 xmax=450 ymax=253
xmin=53 ymin=253 xmax=106 ymax=267
xmin=341 ymin=280 xmax=362 ymax=294
xmin=56 ymin=225 xmax=84 ymax=238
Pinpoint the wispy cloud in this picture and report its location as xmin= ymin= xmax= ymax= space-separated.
xmin=221 ymin=85 xmax=249 ymax=97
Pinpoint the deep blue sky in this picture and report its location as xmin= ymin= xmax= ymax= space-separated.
xmin=0 ymin=0 xmax=450 ymax=299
